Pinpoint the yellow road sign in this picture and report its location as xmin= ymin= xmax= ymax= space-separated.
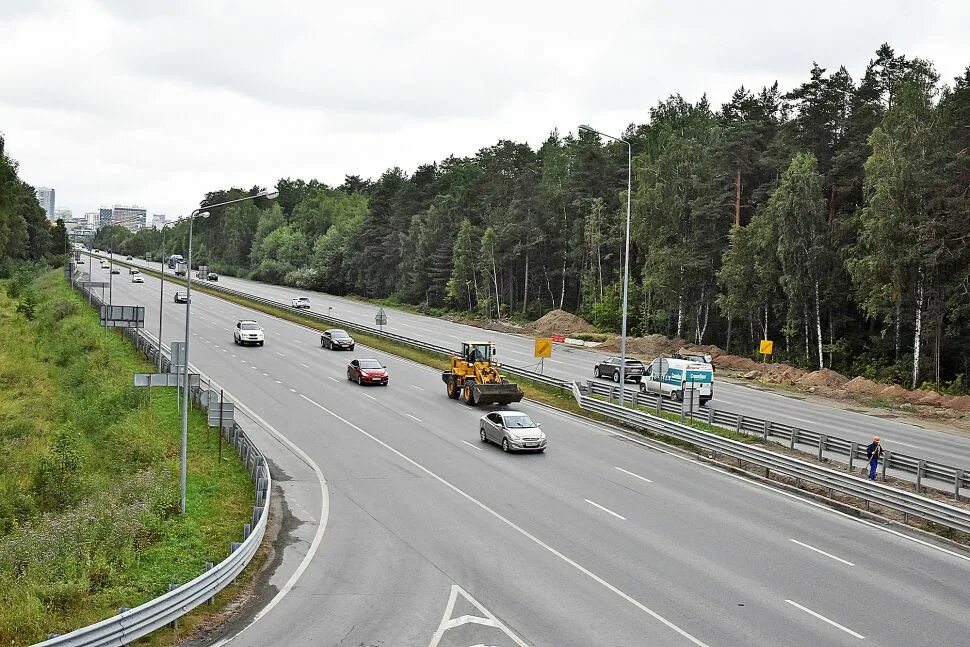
xmin=534 ymin=338 xmax=552 ymax=358
xmin=759 ymin=339 xmax=774 ymax=355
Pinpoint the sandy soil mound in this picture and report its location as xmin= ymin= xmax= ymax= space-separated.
xmin=798 ymin=368 xmax=850 ymax=388
xmin=844 ymin=376 xmax=883 ymax=395
xmin=878 ymin=384 xmax=911 ymax=399
xmin=943 ymin=395 xmax=970 ymax=412
xmin=530 ymin=309 xmax=596 ymax=337
xmin=599 ymin=334 xmax=683 ymax=358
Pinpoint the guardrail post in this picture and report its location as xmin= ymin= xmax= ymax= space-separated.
xmin=763 ymin=421 xmax=770 ymax=442
xmin=680 ymin=399 xmax=685 ymax=422
xmin=849 ymin=442 xmax=856 ymax=471
xmin=956 ymin=469 xmax=964 ymax=499
xmin=205 ymin=562 xmax=215 ymax=604
xmin=707 ymin=406 xmax=714 ymax=425
xmin=656 ymin=396 xmax=661 ymax=415
xmin=817 ymin=434 xmax=826 ymax=461
xmin=790 ymin=428 xmax=798 ymax=450
xmin=735 ymin=414 xmax=743 ymax=435
xmin=631 ymin=390 xmax=638 ymax=408
xmin=167 ymin=584 xmax=178 ymax=628
xmin=231 ymin=541 xmax=241 ymax=552
xmin=881 ymin=450 xmax=890 ymax=481
xmin=243 ymin=523 xmax=252 ymax=539
xmin=916 ymin=460 xmax=925 ymax=492
xmin=253 ymin=506 xmax=263 ymax=526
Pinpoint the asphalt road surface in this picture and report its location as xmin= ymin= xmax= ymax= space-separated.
xmin=99 ymin=252 xmax=970 ymax=474
xmin=81 ymin=257 xmax=970 ymax=646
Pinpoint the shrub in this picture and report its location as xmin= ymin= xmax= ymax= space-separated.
xmin=31 ymin=430 xmax=82 ymax=512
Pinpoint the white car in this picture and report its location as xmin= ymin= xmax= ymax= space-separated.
xmin=131 ymin=274 xmax=144 ymax=283
xmin=291 ymin=297 xmax=311 ymax=309
xmin=479 ymin=411 xmax=546 ymax=453
xmin=234 ymin=320 xmax=265 ymax=346
xmin=100 ymin=261 xmax=110 ymax=269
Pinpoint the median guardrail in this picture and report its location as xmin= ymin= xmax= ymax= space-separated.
xmin=584 ymin=380 xmax=970 ymax=497
xmin=86 ymin=252 xmax=970 ymax=500
xmin=38 ymin=281 xmax=271 ymax=647
xmin=573 ymin=382 xmax=970 ymax=535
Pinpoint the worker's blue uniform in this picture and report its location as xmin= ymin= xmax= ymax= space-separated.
xmin=866 ymin=441 xmax=883 ymax=480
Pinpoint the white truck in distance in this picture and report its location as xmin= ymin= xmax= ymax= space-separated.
xmin=640 ymin=357 xmax=714 ymax=405
xmin=174 ymin=262 xmax=187 ymax=277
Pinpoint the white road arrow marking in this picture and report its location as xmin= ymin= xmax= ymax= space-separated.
xmin=428 ymin=585 xmax=529 ymax=647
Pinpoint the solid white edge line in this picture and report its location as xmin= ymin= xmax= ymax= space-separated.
xmin=298 ymin=394 xmax=706 ymax=647
xmin=147 ymin=336 xmax=330 ymax=647
xmin=788 ymin=539 xmax=855 ymax=566
xmin=461 ymin=440 xmax=484 ymax=451
xmin=533 ymin=404 xmax=970 ymax=563
xmin=406 ymin=413 xmax=423 ymax=423
xmin=615 ymin=466 xmax=653 ymax=484
xmin=150 ymin=261 xmax=970 ymax=563
xmin=585 ymin=499 xmax=627 ymax=520
xmin=785 ymin=599 xmax=865 ymax=639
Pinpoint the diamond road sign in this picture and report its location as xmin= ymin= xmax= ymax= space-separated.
xmin=376 ymin=307 xmax=388 ymax=327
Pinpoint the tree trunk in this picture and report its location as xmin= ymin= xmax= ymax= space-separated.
xmin=804 ymin=317 xmax=810 ymax=363
xmin=912 ymin=273 xmax=924 ymax=389
xmin=492 ymin=252 xmax=501 ymax=318
xmin=522 ymin=252 xmax=529 ymax=316
xmin=699 ymin=301 xmax=709 ymax=344
xmin=815 ymin=280 xmax=824 ymax=370
xmin=725 ymin=317 xmax=733 ymax=355
xmin=676 ymin=290 xmax=684 ymax=339
xmin=894 ymin=299 xmax=901 ymax=362
xmin=542 ymin=262 xmax=555 ymax=309
xmin=828 ymin=309 xmax=834 ymax=368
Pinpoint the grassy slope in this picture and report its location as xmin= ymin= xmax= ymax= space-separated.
xmin=0 ymin=271 xmax=253 ymax=645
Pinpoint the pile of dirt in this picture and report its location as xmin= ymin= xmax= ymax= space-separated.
xmin=530 ymin=309 xmax=597 ymax=337
xmin=943 ymin=395 xmax=970 ymax=412
xmin=844 ymin=376 xmax=884 ymax=396
xmin=598 ymin=334 xmax=684 ymax=358
xmin=798 ymin=368 xmax=850 ymax=389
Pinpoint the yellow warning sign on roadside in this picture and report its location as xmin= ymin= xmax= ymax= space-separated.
xmin=534 ymin=338 xmax=552 ymax=358
xmin=759 ymin=339 xmax=774 ymax=355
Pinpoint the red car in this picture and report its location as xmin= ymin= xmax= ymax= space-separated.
xmin=347 ymin=358 xmax=388 ymax=386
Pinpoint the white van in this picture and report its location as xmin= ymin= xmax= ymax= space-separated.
xmin=640 ymin=357 xmax=714 ymax=405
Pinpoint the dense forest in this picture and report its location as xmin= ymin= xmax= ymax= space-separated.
xmin=0 ymin=136 xmax=67 ymax=269
xmin=94 ymin=46 xmax=969 ymax=390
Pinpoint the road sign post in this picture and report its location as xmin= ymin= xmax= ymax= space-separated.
xmin=534 ymin=338 xmax=552 ymax=374
xmin=759 ymin=339 xmax=773 ymax=370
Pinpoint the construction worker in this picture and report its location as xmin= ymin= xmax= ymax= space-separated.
xmin=866 ymin=436 xmax=883 ymax=480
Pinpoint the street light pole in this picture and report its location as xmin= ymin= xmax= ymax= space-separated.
xmin=579 ymin=124 xmax=633 ymax=408
xmin=179 ymin=188 xmax=278 ymax=514
xmin=158 ymin=227 xmax=166 ymax=373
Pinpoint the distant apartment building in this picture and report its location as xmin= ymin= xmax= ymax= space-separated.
xmin=84 ymin=211 xmax=97 ymax=226
xmin=112 ymin=205 xmax=147 ymax=232
xmin=35 ymin=187 xmax=55 ymax=220
xmin=54 ymin=208 xmax=73 ymax=222
xmin=98 ymin=207 xmax=113 ymax=229
xmin=152 ymin=214 xmax=169 ymax=228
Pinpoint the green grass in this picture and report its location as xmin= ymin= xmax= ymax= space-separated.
xmin=0 ymin=271 xmax=254 ymax=645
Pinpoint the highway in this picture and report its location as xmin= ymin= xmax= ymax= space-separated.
xmin=83 ymin=258 xmax=970 ymax=646
xmin=99 ymin=252 xmax=970 ymax=474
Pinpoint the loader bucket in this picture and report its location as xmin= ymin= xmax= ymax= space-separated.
xmin=473 ymin=382 xmax=524 ymax=406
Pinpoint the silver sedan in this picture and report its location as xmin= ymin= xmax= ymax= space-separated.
xmin=479 ymin=411 xmax=546 ymax=453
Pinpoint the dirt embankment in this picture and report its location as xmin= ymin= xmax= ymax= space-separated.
xmin=446 ymin=306 xmax=970 ymax=421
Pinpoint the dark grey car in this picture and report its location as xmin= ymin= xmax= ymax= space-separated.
xmin=321 ymin=328 xmax=355 ymax=351
xmin=479 ymin=411 xmax=546 ymax=453
xmin=593 ymin=356 xmax=646 ymax=383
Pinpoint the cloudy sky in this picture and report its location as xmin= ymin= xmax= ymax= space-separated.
xmin=1 ymin=1 xmax=967 ymax=223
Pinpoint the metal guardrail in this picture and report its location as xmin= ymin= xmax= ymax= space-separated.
xmin=584 ymin=380 xmax=970 ymax=497
xmin=92 ymin=252 xmax=970 ymax=499
xmin=96 ymin=253 xmax=572 ymax=392
xmin=37 ymin=282 xmax=272 ymax=647
xmin=573 ymin=383 xmax=970 ymax=535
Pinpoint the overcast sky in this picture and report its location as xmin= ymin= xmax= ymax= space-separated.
xmin=1 ymin=0 xmax=967 ymax=223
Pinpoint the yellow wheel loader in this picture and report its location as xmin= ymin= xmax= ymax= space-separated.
xmin=442 ymin=341 xmax=524 ymax=406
